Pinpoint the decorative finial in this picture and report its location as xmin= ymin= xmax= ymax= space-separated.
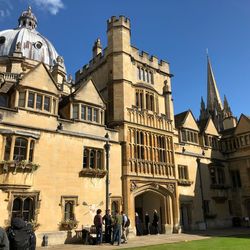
xmin=28 ymin=6 xmax=32 ymax=13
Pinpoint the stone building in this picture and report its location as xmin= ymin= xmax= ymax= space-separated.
xmin=0 ymin=7 xmax=249 ymax=246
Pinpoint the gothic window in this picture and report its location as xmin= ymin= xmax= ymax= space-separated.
xmin=14 ymin=137 xmax=28 ymax=161
xmin=137 ymin=66 xmax=153 ymax=84
xmin=64 ymin=201 xmax=74 ymax=220
xmin=12 ymin=197 xmax=35 ymax=222
xmin=82 ymin=147 xmax=103 ymax=170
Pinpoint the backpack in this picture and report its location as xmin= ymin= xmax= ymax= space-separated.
xmin=125 ymin=218 xmax=130 ymax=227
xmin=7 ymin=227 xmax=30 ymax=250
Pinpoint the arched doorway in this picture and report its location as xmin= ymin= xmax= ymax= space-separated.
xmin=132 ymin=184 xmax=176 ymax=234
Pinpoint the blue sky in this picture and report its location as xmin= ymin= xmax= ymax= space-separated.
xmin=0 ymin=0 xmax=249 ymax=118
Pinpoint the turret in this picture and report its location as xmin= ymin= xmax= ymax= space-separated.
xmin=92 ymin=38 xmax=102 ymax=58
xmin=163 ymin=79 xmax=175 ymax=124
xmin=107 ymin=16 xmax=131 ymax=54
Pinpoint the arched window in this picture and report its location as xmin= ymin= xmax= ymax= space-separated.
xmin=12 ymin=197 xmax=34 ymax=222
xmin=14 ymin=137 xmax=28 ymax=161
xmin=64 ymin=201 xmax=74 ymax=220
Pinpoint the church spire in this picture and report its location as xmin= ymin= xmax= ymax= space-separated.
xmin=207 ymin=55 xmax=223 ymax=112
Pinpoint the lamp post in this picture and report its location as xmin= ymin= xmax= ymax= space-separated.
xmin=196 ymin=157 xmax=207 ymax=230
xmin=104 ymin=133 xmax=110 ymax=212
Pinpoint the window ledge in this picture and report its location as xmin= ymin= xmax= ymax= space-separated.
xmin=0 ymin=160 xmax=39 ymax=174
xmin=79 ymin=168 xmax=107 ymax=178
xmin=177 ymin=179 xmax=193 ymax=186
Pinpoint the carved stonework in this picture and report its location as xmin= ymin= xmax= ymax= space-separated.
xmin=130 ymin=181 xmax=137 ymax=192
xmin=166 ymin=183 xmax=175 ymax=194
xmin=151 ymin=182 xmax=159 ymax=189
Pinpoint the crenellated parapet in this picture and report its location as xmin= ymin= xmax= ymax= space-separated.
xmin=131 ymin=46 xmax=170 ymax=74
xmin=107 ymin=15 xmax=130 ymax=31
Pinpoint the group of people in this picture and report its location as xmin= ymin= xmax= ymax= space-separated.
xmin=93 ymin=209 xmax=130 ymax=246
xmin=0 ymin=216 xmax=36 ymax=250
xmin=135 ymin=209 xmax=160 ymax=236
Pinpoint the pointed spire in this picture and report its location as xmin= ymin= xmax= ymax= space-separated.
xmin=223 ymin=95 xmax=232 ymax=117
xmin=207 ymin=55 xmax=223 ymax=112
xmin=200 ymin=96 xmax=205 ymax=110
xmin=199 ymin=96 xmax=207 ymax=120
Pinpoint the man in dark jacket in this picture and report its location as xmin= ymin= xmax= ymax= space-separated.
xmin=102 ymin=209 xmax=112 ymax=243
xmin=0 ymin=226 xmax=9 ymax=250
xmin=7 ymin=217 xmax=31 ymax=250
xmin=93 ymin=209 xmax=103 ymax=245
xmin=152 ymin=209 xmax=160 ymax=234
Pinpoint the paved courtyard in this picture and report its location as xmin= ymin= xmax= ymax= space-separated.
xmin=37 ymin=228 xmax=250 ymax=250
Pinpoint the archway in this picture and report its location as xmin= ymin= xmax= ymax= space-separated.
xmin=134 ymin=188 xmax=174 ymax=234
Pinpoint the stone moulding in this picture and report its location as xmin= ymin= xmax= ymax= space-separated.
xmin=79 ymin=168 xmax=107 ymax=178
xmin=0 ymin=160 xmax=39 ymax=174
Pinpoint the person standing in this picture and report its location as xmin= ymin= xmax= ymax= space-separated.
xmin=152 ymin=209 xmax=160 ymax=234
xmin=0 ymin=226 xmax=9 ymax=250
xmin=145 ymin=212 xmax=150 ymax=235
xmin=93 ymin=209 xmax=103 ymax=245
xmin=102 ymin=209 xmax=112 ymax=243
xmin=135 ymin=212 xmax=143 ymax=236
xmin=121 ymin=211 xmax=128 ymax=244
xmin=111 ymin=210 xmax=122 ymax=246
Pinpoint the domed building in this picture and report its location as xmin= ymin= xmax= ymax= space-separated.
xmin=0 ymin=6 xmax=66 ymax=72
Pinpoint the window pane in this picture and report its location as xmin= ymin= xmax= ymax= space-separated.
xmin=90 ymin=150 xmax=95 ymax=168
xmin=28 ymin=92 xmax=35 ymax=108
xmin=81 ymin=105 xmax=86 ymax=120
xmin=36 ymin=94 xmax=42 ymax=110
xmin=83 ymin=149 xmax=87 ymax=168
xmin=29 ymin=140 xmax=35 ymax=162
xmin=97 ymin=150 xmax=102 ymax=169
xmin=44 ymin=96 xmax=50 ymax=112
xmin=87 ymin=107 xmax=92 ymax=121
xmin=53 ymin=99 xmax=56 ymax=114
xmin=14 ymin=137 xmax=27 ymax=161
xmin=73 ymin=104 xmax=79 ymax=119
xmin=93 ymin=109 xmax=98 ymax=122
xmin=4 ymin=136 xmax=11 ymax=160
xmin=65 ymin=201 xmax=74 ymax=220
xmin=19 ymin=92 xmax=26 ymax=107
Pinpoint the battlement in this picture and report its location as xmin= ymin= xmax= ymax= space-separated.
xmin=107 ymin=15 xmax=130 ymax=31
xmin=75 ymin=48 xmax=107 ymax=82
xmin=131 ymin=46 xmax=170 ymax=74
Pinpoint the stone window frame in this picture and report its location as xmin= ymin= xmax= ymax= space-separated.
xmin=82 ymin=147 xmax=104 ymax=170
xmin=8 ymin=191 xmax=40 ymax=224
xmin=18 ymin=89 xmax=57 ymax=115
xmin=59 ymin=196 xmax=79 ymax=222
xmin=71 ymin=102 xmax=104 ymax=125
xmin=135 ymin=88 xmax=158 ymax=112
xmin=178 ymin=165 xmax=189 ymax=180
xmin=180 ymin=129 xmax=199 ymax=145
xmin=3 ymin=135 xmax=36 ymax=163
xmin=137 ymin=66 xmax=154 ymax=84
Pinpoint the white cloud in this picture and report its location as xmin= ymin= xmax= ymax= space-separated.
xmin=32 ymin=0 xmax=64 ymax=15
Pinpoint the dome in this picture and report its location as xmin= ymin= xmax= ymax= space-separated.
xmin=0 ymin=7 xmax=66 ymax=71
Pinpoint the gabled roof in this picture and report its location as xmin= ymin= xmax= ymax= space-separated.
xmin=175 ymin=110 xmax=199 ymax=131
xmin=198 ymin=116 xmax=219 ymax=136
xmin=234 ymin=114 xmax=250 ymax=135
xmin=175 ymin=110 xmax=189 ymax=128
xmin=19 ymin=62 xmax=60 ymax=93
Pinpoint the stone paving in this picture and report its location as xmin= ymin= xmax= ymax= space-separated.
xmin=37 ymin=228 xmax=250 ymax=250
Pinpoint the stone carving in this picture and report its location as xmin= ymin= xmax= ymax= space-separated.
xmin=151 ymin=182 xmax=159 ymax=189
xmin=56 ymin=55 xmax=64 ymax=65
xmin=130 ymin=181 xmax=137 ymax=192
xmin=166 ymin=183 xmax=175 ymax=194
